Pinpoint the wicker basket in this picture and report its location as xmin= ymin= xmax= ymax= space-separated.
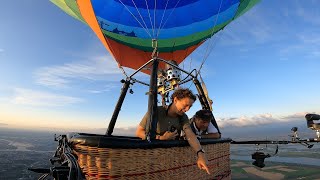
xmin=70 ymin=134 xmax=231 ymax=180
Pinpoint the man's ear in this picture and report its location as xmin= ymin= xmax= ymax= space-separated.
xmin=173 ymin=97 xmax=177 ymax=103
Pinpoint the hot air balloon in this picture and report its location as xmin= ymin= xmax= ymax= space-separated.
xmin=51 ymin=0 xmax=259 ymax=71
xmin=29 ymin=0 xmax=262 ymax=179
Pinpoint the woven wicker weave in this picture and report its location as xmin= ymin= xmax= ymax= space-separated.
xmin=73 ymin=142 xmax=230 ymax=180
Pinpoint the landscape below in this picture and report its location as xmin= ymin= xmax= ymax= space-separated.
xmin=0 ymin=127 xmax=319 ymax=180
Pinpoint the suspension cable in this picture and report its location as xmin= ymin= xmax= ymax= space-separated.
xmin=187 ymin=55 xmax=194 ymax=89
xmin=118 ymin=0 xmax=152 ymax=38
xmin=197 ymin=31 xmax=223 ymax=77
xmin=197 ymin=0 xmax=224 ymax=76
xmin=103 ymin=31 xmax=129 ymax=78
xmin=156 ymin=0 xmax=181 ymax=37
xmin=118 ymin=65 xmax=129 ymax=78
xmin=153 ymin=0 xmax=157 ymax=38
xmin=131 ymin=0 xmax=153 ymax=38
xmin=145 ymin=0 xmax=155 ymax=37
xmin=156 ymin=0 xmax=170 ymax=38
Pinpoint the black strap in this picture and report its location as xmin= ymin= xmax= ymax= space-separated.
xmin=196 ymin=149 xmax=205 ymax=157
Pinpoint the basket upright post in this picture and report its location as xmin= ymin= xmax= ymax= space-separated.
xmin=193 ymin=78 xmax=221 ymax=134
xmin=106 ymin=79 xmax=131 ymax=135
xmin=145 ymin=58 xmax=159 ymax=140
xmin=193 ymin=78 xmax=211 ymax=110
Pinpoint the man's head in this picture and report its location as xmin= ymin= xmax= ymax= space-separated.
xmin=193 ymin=110 xmax=213 ymax=131
xmin=171 ymin=88 xmax=197 ymax=116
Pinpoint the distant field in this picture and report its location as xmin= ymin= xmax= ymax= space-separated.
xmin=231 ymin=160 xmax=320 ymax=180
xmin=0 ymin=128 xmax=55 ymax=179
xmin=278 ymin=151 xmax=320 ymax=159
xmin=0 ymin=128 xmax=319 ymax=179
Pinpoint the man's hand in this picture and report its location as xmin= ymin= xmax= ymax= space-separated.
xmin=160 ymin=130 xmax=178 ymax=140
xmin=197 ymin=153 xmax=210 ymax=174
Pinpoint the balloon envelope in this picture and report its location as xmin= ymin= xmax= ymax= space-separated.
xmin=51 ymin=0 xmax=259 ymax=71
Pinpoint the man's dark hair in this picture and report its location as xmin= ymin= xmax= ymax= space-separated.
xmin=171 ymin=88 xmax=197 ymax=102
xmin=194 ymin=109 xmax=213 ymax=122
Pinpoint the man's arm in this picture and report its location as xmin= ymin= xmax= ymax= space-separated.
xmin=184 ymin=124 xmax=210 ymax=174
xmin=136 ymin=125 xmax=178 ymax=140
xmin=136 ymin=125 xmax=146 ymax=139
xmin=136 ymin=111 xmax=150 ymax=140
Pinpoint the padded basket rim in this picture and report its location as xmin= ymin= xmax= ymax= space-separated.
xmin=68 ymin=133 xmax=232 ymax=149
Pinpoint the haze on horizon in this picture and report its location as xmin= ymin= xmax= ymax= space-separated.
xmin=1 ymin=0 xmax=320 ymax=133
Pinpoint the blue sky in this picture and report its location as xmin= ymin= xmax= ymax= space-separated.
xmin=0 ymin=0 xmax=320 ymax=135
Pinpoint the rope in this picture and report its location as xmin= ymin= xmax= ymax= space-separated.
xmin=181 ymin=56 xmax=185 ymax=88
xmin=102 ymin=33 xmax=129 ymax=78
xmin=118 ymin=0 xmax=152 ymax=37
xmin=131 ymin=0 xmax=153 ymax=38
xmin=153 ymin=0 xmax=157 ymax=38
xmin=156 ymin=0 xmax=181 ymax=37
xmin=196 ymin=0 xmax=224 ymax=76
xmin=119 ymin=65 xmax=129 ymax=78
xmin=110 ymin=0 xmax=160 ymax=77
xmin=145 ymin=0 xmax=155 ymax=37
xmin=102 ymin=0 xmax=148 ymax=79
xmin=156 ymin=0 xmax=170 ymax=38
xmin=193 ymin=33 xmax=223 ymax=83
xmin=187 ymin=56 xmax=194 ymax=89
xmin=38 ymin=173 xmax=49 ymax=180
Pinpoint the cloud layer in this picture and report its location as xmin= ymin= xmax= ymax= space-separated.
xmin=12 ymin=88 xmax=83 ymax=107
xmin=217 ymin=112 xmax=310 ymax=128
xmin=84 ymin=112 xmax=313 ymax=136
xmin=219 ymin=1 xmax=320 ymax=59
xmin=34 ymin=55 xmax=122 ymax=89
xmin=0 ymin=122 xmax=8 ymax=126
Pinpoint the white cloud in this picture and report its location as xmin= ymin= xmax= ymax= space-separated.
xmin=84 ymin=127 xmax=136 ymax=136
xmin=279 ymin=44 xmax=305 ymax=56
xmin=88 ymin=83 xmax=118 ymax=93
xmin=279 ymin=33 xmax=320 ymax=59
xmin=217 ymin=112 xmax=310 ymax=128
xmin=219 ymin=4 xmax=274 ymax=46
xmin=21 ymin=126 xmax=137 ymax=136
xmin=112 ymin=127 xmax=136 ymax=136
xmin=34 ymin=54 xmax=150 ymax=92
xmin=220 ymin=1 xmax=320 ymax=49
xmin=0 ymin=122 xmax=8 ymax=126
xmin=12 ymin=88 xmax=83 ymax=107
xmin=218 ymin=113 xmax=277 ymax=128
xmin=281 ymin=112 xmax=309 ymax=120
xmin=298 ymin=34 xmax=320 ymax=45
xmin=34 ymin=55 xmax=123 ymax=88
xmin=295 ymin=1 xmax=320 ymax=26
xmin=309 ymin=51 xmax=320 ymax=58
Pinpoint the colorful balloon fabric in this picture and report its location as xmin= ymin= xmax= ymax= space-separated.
xmin=51 ymin=0 xmax=259 ymax=71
